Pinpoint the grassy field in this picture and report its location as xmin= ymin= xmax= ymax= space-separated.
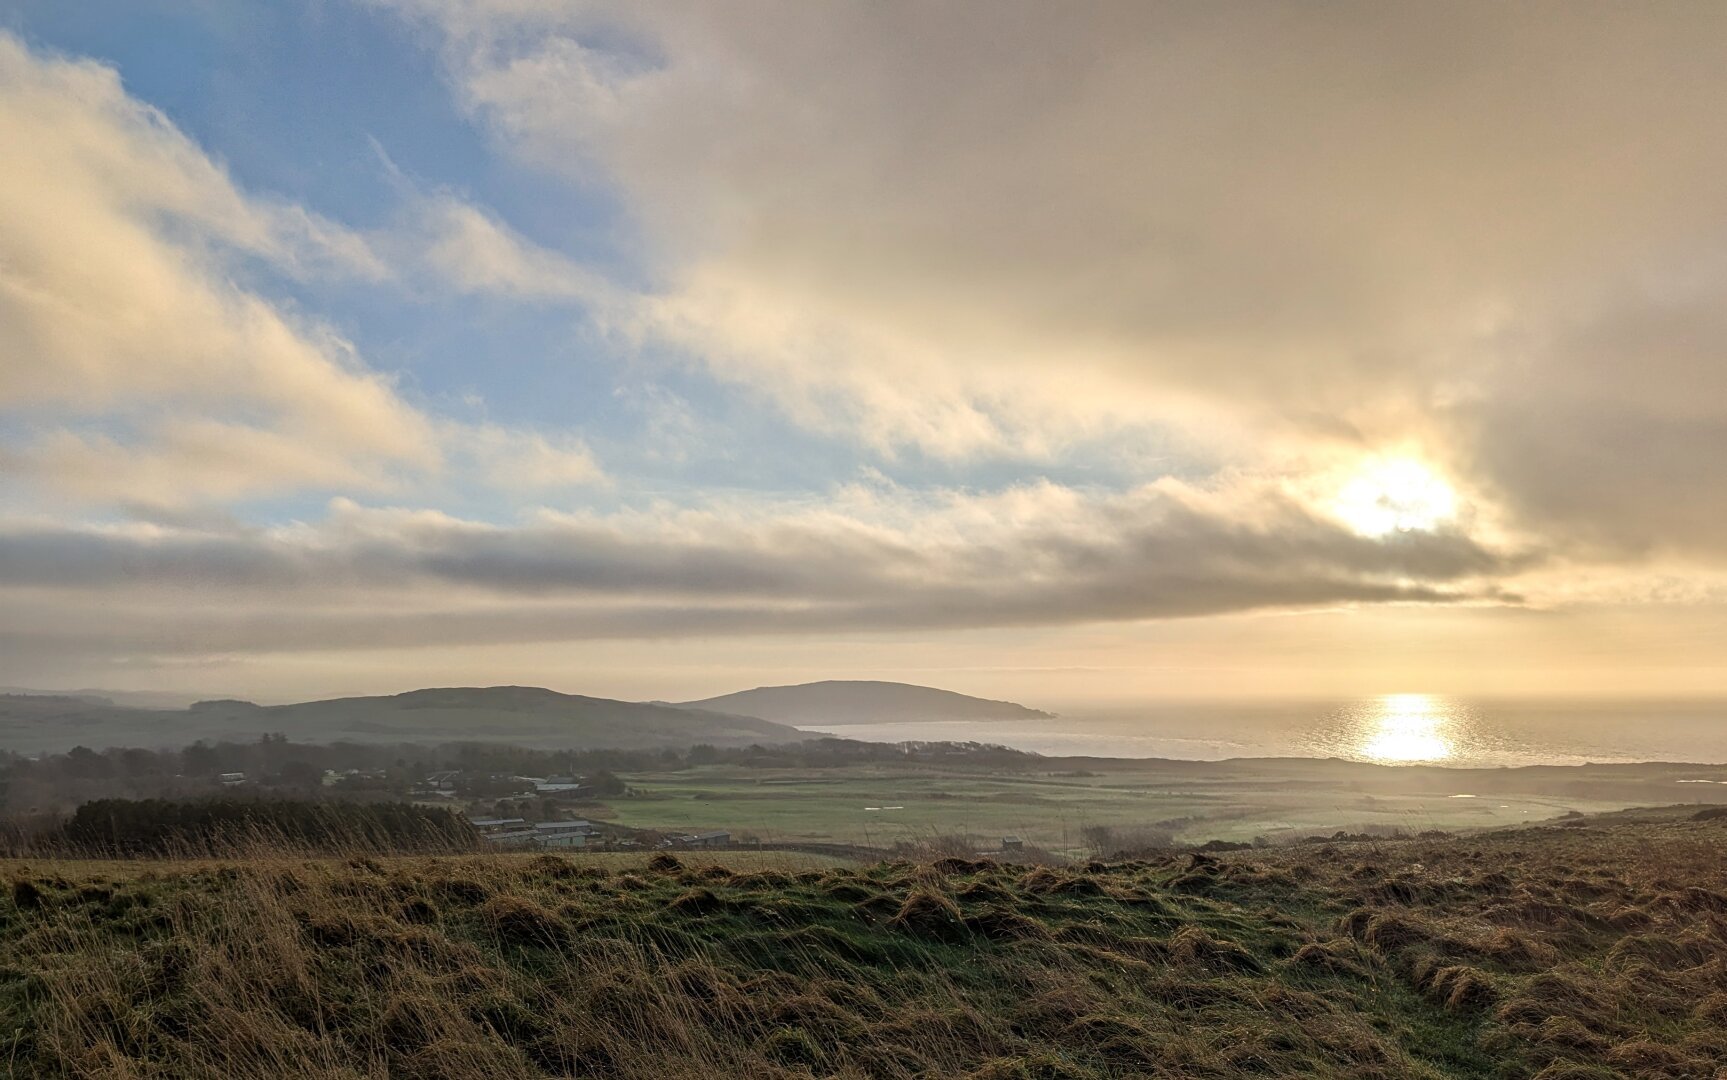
xmin=3 ymin=806 xmax=1725 ymax=1077
xmin=603 ymin=759 xmax=1680 ymax=851
xmin=0 ymin=848 xmax=857 ymax=882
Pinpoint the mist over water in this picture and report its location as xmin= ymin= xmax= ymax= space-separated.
xmin=804 ymin=696 xmax=1727 ymax=767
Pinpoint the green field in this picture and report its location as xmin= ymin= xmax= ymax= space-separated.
xmin=0 ymin=847 xmax=856 ymax=882
xmin=601 ymin=758 xmax=1681 ymax=852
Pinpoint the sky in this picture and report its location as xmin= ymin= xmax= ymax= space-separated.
xmin=3 ymin=1 xmax=1727 ymax=706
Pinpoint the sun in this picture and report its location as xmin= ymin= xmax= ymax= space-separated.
xmin=1332 ymin=458 xmax=1458 ymax=537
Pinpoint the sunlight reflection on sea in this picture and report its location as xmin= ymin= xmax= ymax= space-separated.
xmin=799 ymin=695 xmax=1727 ymax=767
xmin=1312 ymin=693 xmax=1467 ymax=763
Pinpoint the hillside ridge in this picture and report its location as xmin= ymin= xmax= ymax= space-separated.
xmin=0 ymin=684 xmax=807 ymax=753
xmin=677 ymin=678 xmax=1053 ymax=726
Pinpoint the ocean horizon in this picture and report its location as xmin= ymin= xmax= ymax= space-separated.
xmin=798 ymin=694 xmax=1727 ymax=769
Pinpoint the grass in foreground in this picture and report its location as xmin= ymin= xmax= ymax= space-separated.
xmin=1 ymin=809 xmax=1725 ymax=1078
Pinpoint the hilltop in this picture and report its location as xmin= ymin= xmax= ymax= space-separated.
xmin=0 ymin=686 xmax=805 ymax=753
xmin=677 ymin=680 xmax=1053 ymax=726
xmin=2 ymin=806 xmax=1724 ymax=1077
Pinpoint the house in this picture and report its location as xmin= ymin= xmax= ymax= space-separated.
xmin=534 ymin=775 xmax=590 ymax=795
xmin=1001 ymin=836 xmax=1024 ymax=851
xmin=684 ymin=831 xmax=731 ymax=848
xmin=422 ymin=772 xmax=534 ymax=797
xmin=420 ymin=770 xmax=462 ymax=793
xmin=324 ymin=768 xmax=388 ymax=788
xmin=217 ymin=772 xmax=246 ymax=786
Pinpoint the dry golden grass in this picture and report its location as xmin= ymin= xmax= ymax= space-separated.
xmin=1 ymin=808 xmax=1724 ymax=1078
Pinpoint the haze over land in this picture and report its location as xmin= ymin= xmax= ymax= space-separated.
xmin=8 ymin=679 xmax=1725 ymax=854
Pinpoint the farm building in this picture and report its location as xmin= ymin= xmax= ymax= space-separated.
xmin=468 ymin=817 xmax=528 ymax=834
xmin=532 ymin=820 xmax=594 ymax=849
xmin=479 ymin=829 xmax=539 ymax=850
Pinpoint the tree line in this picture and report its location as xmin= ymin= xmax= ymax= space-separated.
xmin=36 ymin=797 xmax=476 ymax=857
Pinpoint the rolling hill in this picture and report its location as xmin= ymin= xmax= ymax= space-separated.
xmin=0 ymin=686 xmax=806 ymax=752
xmin=676 ymin=679 xmax=1053 ymax=726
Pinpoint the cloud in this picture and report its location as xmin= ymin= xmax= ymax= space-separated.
xmin=0 ymin=478 xmax=1522 ymax=668
xmin=386 ymin=1 xmax=1727 ymax=561
xmin=454 ymin=423 xmax=608 ymax=490
xmin=2 ymin=423 xmax=395 ymax=507
xmin=0 ymin=33 xmax=438 ymax=506
xmin=406 ymin=193 xmax=615 ymax=303
xmin=11 ymin=8 xmax=1727 ymax=694
xmin=1456 ymin=276 xmax=1727 ymax=560
xmin=0 ymin=33 xmax=617 ymax=510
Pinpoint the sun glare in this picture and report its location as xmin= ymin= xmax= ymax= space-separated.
xmin=1360 ymin=693 xmax=1454 ymax=762
xmin=1333 ymin=458 xmax=1458 ymax=538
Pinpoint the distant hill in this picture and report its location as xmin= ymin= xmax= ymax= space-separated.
xmin=0 ymin=695 xmax=188 ymax=754
xmin=0 ymin=686 xmax=199 ymax=710
xmin=675 ymin=680 xmax=1053 ymax=726
xmin=0 ymin=686 xmax=805 ymax=753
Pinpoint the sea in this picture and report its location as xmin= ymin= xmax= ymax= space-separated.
xmin=797 ymin=695 xmax=1727 ymax=768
